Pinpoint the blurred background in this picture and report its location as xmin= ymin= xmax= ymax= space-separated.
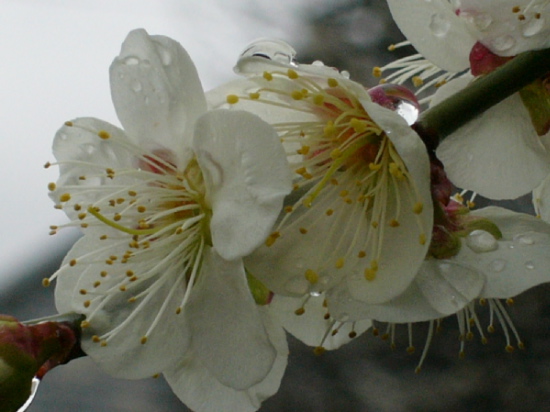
xmin=2 ymin=0 xmax=549 ymax=411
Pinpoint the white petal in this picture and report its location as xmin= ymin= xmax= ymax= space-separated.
xmin=110 ymin=28 xmax=206 ymax=161
xmin=459 ymin=207 xmax=550 ymax=298
xmin=194 ymin=110 xmax=292 ymax=260
xmin=54 ymin=235 xmax=190 ymax=379
xmin=386 ymin=0 xmax=476 ymax=72
xmin=328 ymin=259 xmax=484 ymax=323
xmin=435 ymin=77 xmax=550 ymax=199
xmin=164 ymin=308 xmax=287 ymax=412
xmin=459 ymin=0 xmax=550 ymax=56
xmin=533 ymin=174 xmax=550 ymax=221
xmin=50 ymin=117 xmax=139 ymax=221
xmin=267 ymin=294 xmax=372 ymax=349
xmin=185 ymin=248 xmax=277 ymax=390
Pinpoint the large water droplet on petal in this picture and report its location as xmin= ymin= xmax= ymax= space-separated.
xmin=525 ymin=260 xmax=535 ymax=270
xmin=513 ymin=233 xmax=535 ymax=245
xmin=238 ymin=39 xmax=297 ymax=65
xmin=466 ymin=230 xmax=498 ymax=253
xmin=473 ymin=13 xmax=493 ymax=30
xmin=489 ymin=259 xmax=507 ymax=272
xmin=367 ymin=84 xmax=420 ymax=125
xmin=158 ymin=47 xmax=172 ymax=66
xmin=490 ymin=35 xmax=516 ymax=52
xmin=522 ymin=16 xmax=545 ymax=37
xmin=429 ymin=13 xmax=451 ymax=37
xmin=123 ymin=56 xmax=140 ymax=66
xmin=17 ymin=377 xmax=40 ymax=412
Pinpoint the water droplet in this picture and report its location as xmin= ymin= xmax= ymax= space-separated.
xmin=309 ymin=290 xmax=322 ymax=297
xmin=284 ymin=277 xmax=309 ymax=295
xmin=473 ymin=13 xmax=493 ymax=30
xmin=367 ymin=84 xmax=420 ymax=125
xmin=131 ymin=80 xmax=142 ymax=92
xmin=312 ymin=60 xmax=324 ymax=67
xmin=158 ymin=48 xmax=172 ymax=66
xmin=525 ymin=260 xmax=535 ymax=270
xmin=513 ymin=234 xmax=535 ymax=245
xmin=490 ymin=35 xmax=516 ymax=52
xmin=429 ymin=13 xmax=451 ymax=37
xmin=18 ymin=377 xmax=40 ymax=411
xmin=522 ymin=16 xmax=545 ymax=37
xmin=489 ymin=259 xmax=507 ymax=272
xmin=466 ymin=230 xmax=498 ymax=253
xmin=123 ymin=56 xmax=140 ymax=66
xmin=238 ymin=39 xmax=297 ymax=65
xmin=340 ymin=70 xmax=350 ymax=79
xmin=58 ymin=133 xmax=68 ymax=141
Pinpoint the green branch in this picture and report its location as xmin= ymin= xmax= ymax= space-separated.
xmin=413 ymin=47 xmax=550 ymax=152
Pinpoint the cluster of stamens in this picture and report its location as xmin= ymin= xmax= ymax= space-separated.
xmin=45 ymin=122 xmax=210 ymax=346
xmin=227 ymin=68 xmax=426 ymax=290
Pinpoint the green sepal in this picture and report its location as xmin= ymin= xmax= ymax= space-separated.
xmin=245 ymin=270 xmax=273 ymax=306
xmin=519 ymin=77 xmax=550 ymax=136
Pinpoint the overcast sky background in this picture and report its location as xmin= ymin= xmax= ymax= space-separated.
xmin=0 ymin=0 xmax=343 ymax=290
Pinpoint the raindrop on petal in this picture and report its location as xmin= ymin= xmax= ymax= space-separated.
xmin=429 ymin=13 xmax=451 ymax=37
xmin=158 ymin=48 xmax=172 ymax=66
xmin=123 ymin=56 xmax=140 ymax=66
xmin=368 ymin=84 xmax=420 ymax=125
xmin=525 ymin=260 xmax=535 ymax=270
xmin=490 ymin=35 xmax=516 ymax=52
xmin=238 ymin=39 xmax=297 ymax=65
xmin=466 ymin=230 xmax=498 ymax=253
xmin=513 ymin=234 xmax=535 ymax=245
xmin=489 ymin=259 xmax=507 ymax=272
xmin=473 ymin=13 xmax=493 ymax=30
xmin=521 ymin=16 xmax=545 ymax=37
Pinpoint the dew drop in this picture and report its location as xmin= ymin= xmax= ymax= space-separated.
xmin=525 ymin=260 xmax=535 ymax=270
xmin=466 ymin=230 xmax=498 ymax=253
xmin=521 ymin=16 xmax=545 ymax=37
xmin=490 ymin=35 xmax=516 ymax=52
xmin=429 ymin=13 xmax=451 ymax=37
xmin=367 ymin=84 xmax=420 ymax=125
xmin=238 ymin=39 xmax=297 ymax=65
xmin=489 ymin=259 xmax=507 ymax=272
xmin=123 ymin=56 xmax=140 ymax=66
xmin=58 ymin=133 xmax=68 ymax=141
xmin=513 ymin=233 xmax=535 ymax=245
xmin=131 ymin=80 xmax=142 ymax=92
xmin=473 ymin=13 xmax=493 ymax=30
xmin=158 ymin=48 xmax=172 ymax=66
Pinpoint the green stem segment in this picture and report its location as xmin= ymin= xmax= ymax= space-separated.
xmin=413 ymin=47 xmax=550 ymax=152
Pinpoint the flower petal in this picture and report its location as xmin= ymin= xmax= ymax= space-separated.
xmin=267 ymin=294 xmax=372 ymax=349
xmin=459 ymin=207 xmax=550 ymax=298
xmin=435 ymin=77 xmax=550 ymax=199
xmin=164 ymin=308 xmax=287 ymax=412
xmin=184 ymin=248 xmax=277 ymax=390
xmin=194 ymin=110 xmax=292 ymax=260
xmin=386 ymin=0 xmax=476 ymax=72
xmin=54 ymin=235 xmax=191 ymax=379
xmin=109 ymin=28 xmax=207 ymax=161
xmin=50 ymin=117 xmax=139 ymax=222
xmin=328 ymin=259 xmax=484 ymax=323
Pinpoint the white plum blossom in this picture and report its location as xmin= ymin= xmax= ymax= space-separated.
xmin=208 ymin=40 xmax=433 ymax=350
xmin=382 ymin=0 xmax=550 ymax=200
xmin=46 ymin=29 xmax=292 ymax=412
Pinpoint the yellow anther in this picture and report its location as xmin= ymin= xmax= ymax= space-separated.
xmin=83 ymin=300 xmax=91 ymax=308
xmin=284 ymin=206 xmax=293 ymax=213
xmin=79 ymin=289 xmax=87 ymax=295
xmin=176 ymin=307 xmax=182 ymax=314
xmin=505 ymin=345 xmax=515 ymax=353
xmin=327 ymin=78 xmax=339 ymax=88
xmin=313 ymin=346 xmax=326 ymax=356
xmin=291 ymin=90 xmax=304 ymax=100
xmin=74 ymin=204 xmax=82 ymax=211
xmin=100 ymin=271 xmax=108 ymax=277
xmin=137 ymin=205 xmax=147 ymax=213
xmin=305 ymin=269 xmax=319 ymax=284
xmin=69 ymin=259 xmax=77 ymax=267
xmin=265 ymin=231 xmax=281 ymax=247
xmin=299 ymin=227 xmax=308 ymax=234
xmin=512 ymin=5 xmax=521 ymax=12
xmin=93 ymin=281 xmax=101 ymax=288
xmin=128 ymin=190 xmax=137 ymax=197
xmin=324 ymin=121 xmax=336 ymax=137
xmin=141 ymin=336 xmax=148 ymax=344
xmin=42 ymin=278 xmax=51 ymax=287
xmin=388 ymin=44 xmax=396 ymax=51
xmin=48 ymin=182 xmax=56 ymax=191
xmin=59 ymin=193 xmax=71 ymax=202
xmin=287 ymin=69 xmax=299 ymax=79
xmin=44 ymin=162 xmax=51 ymax=169
xmin=357 ymin=251 xmax=366 ymax=258
xmin=99 ymin=235 xmax=108 ymax=240
xmin=350 ymin=118 xmax=367 ymax=133
xmin=413 ymin=202 xmax=424 ymax=214
xmin=419 ymin=233 xmax=427 ymax=245
xmin=80 ymin=321 xmax=90 ymax=328
xmin=98 ymin=130 xmax=110 ymax=139
xmin=263 ymin=71 xmax=273 ymax=81
xmin=389 ymin=219 xmax=400 ymax=227
xmin=518 ymin=13 xmax=526 ymax=20
xmin=294 ymin=307 xmax=305 ymax=316
xmin=330 ymin=148 xmax=343 ymax=159
xmin=369 ymin=163 xmax=382 ymax=171
xmin=100 ymin=341 xmax=107 ymax=347
xmin=335 ymin=258 xmax=345 ymax=269
xmin=325 ymin=209 xmax=334 ymax=216
xmin=64 ymin=121 xmax=73 ymax=127
xmin=371 ymin=221 xmax=379 ymax=229
xmin=467 ymin=201 xmax=475 ymax=208
xmin=364 ymin=267 xmax=377 ymax=281
xmin=295 ymin=166 xmax=307 ymax=176
xmin=406 ymin=346 xmax=416 ymax=354
xmin=339 ymin=190 xmax=349 ymax=197
xmin=372 ymin=67 xmax=382 ymax=77
xmin=297 ymin=145 xmax=310 ymax=155
xmin=119 ymin=285 xmax=127 ymax=292
xmin=302 ymin=196 xmax=313 ymax=208
xmin=331 ymin=178 xmax=339 ymax=185
xmin=226 ymin=94 xmax=239 ymax=104
xmin=92 ymin=335 xmax=101 ymax=343
xmin=313 ymin=94 xmax=325 ymax=105
xmin=249 ymin=92 xmax=260 ymax=100
xmin=412 ymin=76 xmax=424 ymax=87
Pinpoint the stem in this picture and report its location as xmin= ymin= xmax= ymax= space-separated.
xmin=413 ymin=47 xmax=550 ymax=152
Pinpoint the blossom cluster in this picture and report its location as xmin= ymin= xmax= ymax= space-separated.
xmin=34 ymin=1 xmax=550 ymax=410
